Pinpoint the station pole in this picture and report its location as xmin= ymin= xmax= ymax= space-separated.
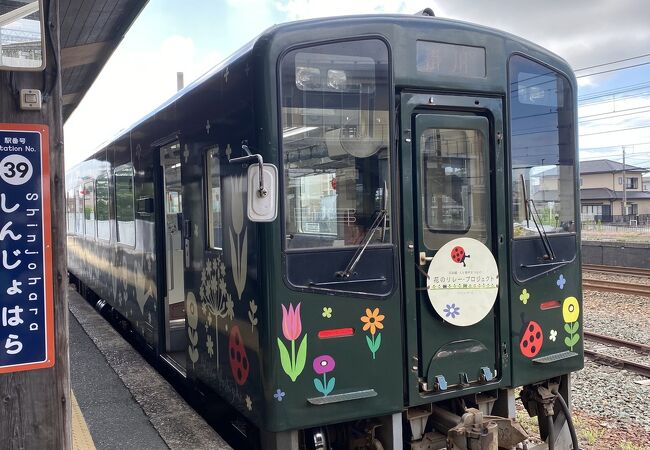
xmin=0 ymin=0 xmax=71 ymax=448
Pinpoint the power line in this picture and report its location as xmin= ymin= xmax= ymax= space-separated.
xmin=576 ymin=60 xmax=650 ymax=79
xmin=580 ymin=124 xmax=650 ymax=137
xmin=574 ymin=52 xmax=650 ymax=73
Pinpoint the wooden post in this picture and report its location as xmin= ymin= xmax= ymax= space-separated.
xmin=0 ymin=0 xmax=71 ymax=448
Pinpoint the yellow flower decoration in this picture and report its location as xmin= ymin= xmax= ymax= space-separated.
xmin=360 ymin=308 xmax=385 ymax=335
xmin=562 ymin=296 xmax=579 ymax=323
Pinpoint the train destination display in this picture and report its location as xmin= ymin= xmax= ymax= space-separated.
xmin=0 ymin=123 xmax=54 ymax=374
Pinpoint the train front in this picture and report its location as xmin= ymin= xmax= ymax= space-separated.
xmin=256 ymin=15 xmax=583 ymax=449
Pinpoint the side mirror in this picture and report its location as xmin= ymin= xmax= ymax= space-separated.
xmin=247 ymin=163 xmax=278 ymax=222
xmin=0 ymin=0 xmax=46 ymax=71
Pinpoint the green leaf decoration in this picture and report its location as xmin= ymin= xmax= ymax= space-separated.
xmin=324 ymin=377 xmax=336 ymax=396
xmin=373 ymin=332 xmax=382 ymax=352
xmin=564 ymin=336 xmax=573 ymax=348
xmin=564 ymin=323 xmax=573 ymax=334
xmin=277 ymin=338 xmax=294 ymax=381
xmin=568 ymin=334 xmax=580 ymax=347
xmin=571 ymin=322 xmax=580 ymax=334
xmin=314 ymin=377 xmax=325 ymax=394
xmin=294 ymin=335 xmax=308 ymax=379
xmin=366 ymin=335 xmax=373 ymax=352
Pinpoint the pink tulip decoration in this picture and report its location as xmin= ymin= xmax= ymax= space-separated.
xmin=277 ymin=302 xmax=308 ymax=382
xmin=281 ymin=303 xmax=302 ymax=341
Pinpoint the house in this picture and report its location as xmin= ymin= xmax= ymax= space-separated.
xmin=579 ymin=159 xmax=650 ymax=222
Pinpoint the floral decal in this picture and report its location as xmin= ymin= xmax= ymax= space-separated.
xmin=277 ymin=303 xmax=308 ymax=381
xmin=313 ymin=355 xmax=336 ymax=397
xmin=444 ymin=303 xmax=461 ymax=319
xmin=549 ymin=329 xmax=557 ymax=342
xmin=556 ymin=274 xmax=566 ymax=290
xmin=248 ymin=300 xmax=258 ymax=331
xmin=229 ymin=175 xmax=247 ymax=300
xmin=186 ymin=292 xmax=199 ymax=367
xmin=200 ymin=256 xmax=233 ymax=368
xmin=361 ymin=307 xmax=384 ymax=359
xmin=519 ymin=289 xmax=530 ymax=305
xmin=563 ymin=296 xmax=580 ymax=351
xmin=322 ymin=307 xmax=332 ymax=318
xmin=273 ymin=389 xmax=285 ymax=402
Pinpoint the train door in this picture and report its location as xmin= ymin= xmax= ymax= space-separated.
xmin=400 ymin=93 xmax=511 ymax=403
xmin=159 ymin=141 xmax=186 ymax=370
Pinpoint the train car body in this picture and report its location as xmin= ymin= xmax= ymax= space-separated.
xmin=66 ymin=13 xmax=583 ymax=450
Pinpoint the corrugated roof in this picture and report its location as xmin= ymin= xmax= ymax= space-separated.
xmin=580 ymin=159 xmax=646 ymax=174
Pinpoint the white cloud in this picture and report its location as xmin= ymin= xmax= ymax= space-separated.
xmin=64 ymin=35 xmax=221 ymax=167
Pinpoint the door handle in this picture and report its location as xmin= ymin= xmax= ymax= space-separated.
xmin=419 ymin=251 xmax=433 ymax=266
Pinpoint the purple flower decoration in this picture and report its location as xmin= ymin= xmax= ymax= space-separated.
xmin=444 ymin=303 xmax=460 ymax=319
xmin=557 ymin=274 xmax=566 ymax=290
xmin=273 ymin=389 xmax=285 ymax=402
xmin=313 ymin=355 xmax=336 ymax=396
xmin=313 ymin=355 xmax=336 ymax=374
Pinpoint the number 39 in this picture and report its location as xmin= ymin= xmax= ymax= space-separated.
xmin=3 ymin=161 xmax=30 ymax=178
xmin=0 ymin=155 xmax=33 ymax=186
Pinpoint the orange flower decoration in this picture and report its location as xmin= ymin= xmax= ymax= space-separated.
xmin=360 ymin=308 xmax=385 ymax=335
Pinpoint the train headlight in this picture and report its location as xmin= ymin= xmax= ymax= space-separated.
xmin=295 ymin=66 xmax=321 ymax=90
xmin=327 ymin=69 xmax=347 ymax=90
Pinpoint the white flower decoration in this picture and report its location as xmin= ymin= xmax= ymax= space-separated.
xmin=549 ymin=329 xmax=557 ymax=342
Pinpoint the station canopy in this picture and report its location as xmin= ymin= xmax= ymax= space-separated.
xmin=60 ymin=0 xmax=148 ymax=121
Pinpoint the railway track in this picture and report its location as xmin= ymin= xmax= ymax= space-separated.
xmin=583 ymin=263 xmax=650 ymax=277
xmin=582 ymin=278 xmax=650 ymax=296
xmin=584 ymin=331 xmax=650 ymax=378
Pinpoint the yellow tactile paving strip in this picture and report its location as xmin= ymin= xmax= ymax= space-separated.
xmin=71 ymin=390 xmax=96 ymax=450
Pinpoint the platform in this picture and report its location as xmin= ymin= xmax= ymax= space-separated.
xmin=68 ymin=287 xmax=231 ymax=450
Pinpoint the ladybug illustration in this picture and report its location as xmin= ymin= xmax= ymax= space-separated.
xmin=519 ymin=320 xmax=543 ymax=358
xmin=451 ymin=246 xmax=470 ymax=267
xmin=228 ymin=325 xmax=249 ymax=385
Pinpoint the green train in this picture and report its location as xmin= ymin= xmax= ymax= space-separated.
xmin=67 ymin=11 xmax=583 ymax=450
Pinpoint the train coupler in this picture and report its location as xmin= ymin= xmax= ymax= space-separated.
xmin=446 ymin=408 xmax=527 ymax=450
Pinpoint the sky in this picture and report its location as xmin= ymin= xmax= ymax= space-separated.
xmin=63 ymin=0 xmax=650 ymax=169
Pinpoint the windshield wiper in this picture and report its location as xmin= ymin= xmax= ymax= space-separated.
xmin=520 ymin=174 xmax=556 ymax=261
xmin=335 ymin=209 xmax=387 ymax=279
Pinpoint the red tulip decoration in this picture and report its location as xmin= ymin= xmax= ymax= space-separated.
xmin=277 ymin=303 xmax=308 ymax=382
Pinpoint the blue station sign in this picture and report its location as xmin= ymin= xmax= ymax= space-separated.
xmin=0 ymin=123 xmax=54 ymax=374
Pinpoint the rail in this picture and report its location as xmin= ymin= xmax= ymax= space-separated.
xmin=581 ymin=278 xmax=650 ymax=297
xmin=583 ymin=264 xmax=650 ymax=277
xmin=584 ymin=331 xmax=650 ymax=378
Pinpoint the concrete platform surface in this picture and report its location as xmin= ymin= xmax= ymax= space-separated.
xmin=68 ymin=286 xmax=231 ymax=450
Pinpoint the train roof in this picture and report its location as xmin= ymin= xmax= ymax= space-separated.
xmin=70 ymin=13 xmax=574 ymax=171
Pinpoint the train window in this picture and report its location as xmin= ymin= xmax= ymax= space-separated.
xmin=83 ymin=181 xmax=95 ymax=237
xmin=115 ymin=163 xmax=136 ymax=246
xmin=420 ymin=128 xmax=487 ymax=249
xmin=205 ymin=146 xmax=223 ymax=249
xmin=280 ymin=39 xmax=391 ymax=250
xmin=66 ymin=189 xmax=75 ymax=234
xmin=75 ymin=186 xmax=84 ymax=234
xmin=509 ymin=55 xmax=575 ymax=239
xmin=96 ymin=173 xmax=111 ymax=241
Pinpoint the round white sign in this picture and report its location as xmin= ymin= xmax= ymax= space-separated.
xmin=426 ymin=237 xmax=499 ymax=327
xmin=0 ymin=154 xmax=33 ymax=186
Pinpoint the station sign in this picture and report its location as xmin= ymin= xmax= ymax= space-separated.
xmin=0 ymin=123 xmax=54 ymax=373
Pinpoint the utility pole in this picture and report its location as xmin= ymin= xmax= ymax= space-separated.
xmin=622 ymin=145 xmax=627 ymax=218
xmin=0 ymin=0 xmax=71 ymax=448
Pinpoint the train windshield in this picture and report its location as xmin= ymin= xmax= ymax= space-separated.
xmin=509 ymin=55 xmax=576 ymax=238
xmin=280 ymin=39 xmax=391 ymax=250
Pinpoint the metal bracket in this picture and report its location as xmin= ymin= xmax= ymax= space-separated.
xmin=229 ymin=143 xmax=267 ymax=198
